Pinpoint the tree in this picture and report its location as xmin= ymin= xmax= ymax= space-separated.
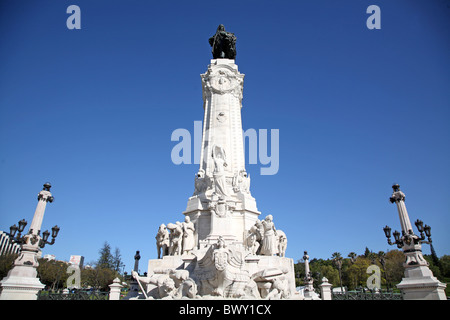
xmin=331 ymin=252 xmax=344 ymax=292
xmin=346 ymin=257 xmax=370 ymax=290
xmin=0 ymin=253 xmax=18 ymax=280
xmin=440 ymin=255 xmax=450 ymax=278
xmin=112 ymin=247 xmax=125 ymax=273
xmin=384 ymin=250 xmax=405 ymax=287
xmin=82 ymin=242 xmax=124 ymax=291
xmin=97 ymin=242 xmax=114 ymax=270
xmin=37 ymin=258 xmax=69 ymax=291
xmin=348 ymin=252 xmax=357 ymax=264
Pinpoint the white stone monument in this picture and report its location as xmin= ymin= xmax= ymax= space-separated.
xmin=133 ymin=25 xmax=299 ymax=300
xmin=385 ymin=184 xmax=447 ymax=300
xmin=302 ymin=251 xmax=320 ymax=300
xmin=0 ymin=183 xmax=58 ymax=300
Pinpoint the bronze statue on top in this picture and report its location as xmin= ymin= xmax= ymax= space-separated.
xmin=209 ymin=24 xmax=236 ymax=59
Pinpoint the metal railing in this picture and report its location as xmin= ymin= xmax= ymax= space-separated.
xmin=37 ymin=289 xmax=110 ymax=300
xmin=332 ymin=287 xmax=403 ymax=300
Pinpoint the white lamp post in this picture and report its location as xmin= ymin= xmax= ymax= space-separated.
xmin=0 ymin=183 xmax=60 ymax=300
xmin=303 ymin=251 xmax=320 ymax=300
xmin=383 ymin=184 xmax=446 ymax=300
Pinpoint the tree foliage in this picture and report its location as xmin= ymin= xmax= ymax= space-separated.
xmin=295 ymin=248 xmax=417 ymax=291
xmin=37 ymin=258 xmax=69 ymax=290
xmin=0 ymin=253 xmax=18 ymax=280
xmin=0 ymin=241 xmax=125 ymax=292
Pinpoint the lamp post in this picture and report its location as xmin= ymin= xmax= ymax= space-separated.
xmin=0 ymin=183 xmax=60 ymax=300
xmin=302 ymin=251 xmax=320 ymax=300
xmin=123 ymin=250 xmax=141 ymax=300
xmin=134 ymin=250 xmax=141 ymax=274
xmin=382 ymin=184 xmax=446 ymax=300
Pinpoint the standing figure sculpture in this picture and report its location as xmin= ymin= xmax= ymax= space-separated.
xmin=212 ymin=145 xmax=229 ymax=197
xmin=209 ymin=24 xmax=237 ymax=59
xmin=156 ymin=224 xmax=170 ymax=259
xmin=182 ymin=216 xmax=196 ymax=255
xmin=276 ymin=230 xmax=287 ymax=257
xmin=260 ymin=215 xmax=277 ymax=256
xmin=167 ymin=222 xmax=183 ymax=256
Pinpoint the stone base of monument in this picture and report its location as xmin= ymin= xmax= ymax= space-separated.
xmin=0 ymin=246 xmax=45 ymax=300
xmin=0 ymin=270 xmax=45 ymax=300
xmin=134 ymin=243 xmax=302 ymax=300
xmin=396 ymin=265 xmax=447 ymax=300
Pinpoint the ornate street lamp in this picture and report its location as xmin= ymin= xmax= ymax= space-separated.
xmin=383 ymin=185 xmax=434 ymax=249
xmin=0 ymin=183 xmax=61 ymax=300
xmin=302 ymin=251 xmax=320 ymax=300
xmin=9 ymin=224 xmax=18 ymax=238
xmin=382 ymin=183 xmax=446 ymax=300
xmin=39 ymin=225 xmax=60 ymax=248
xmin=8 ymin=219 xmax=29 ymax=244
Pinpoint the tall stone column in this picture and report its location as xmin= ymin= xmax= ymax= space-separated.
xmin=388 ymin=184 xmax=446 ymax=300
xmin=29 ymin=183 xmax=54 ymax=236
xmin=389 ymin=185 xmax=413 ymax=235
xmin=303 ymin=251 xmax=319 ymax=300
xmin=183 ymin=59 xmax=260 ymax=245
xmin=0 ymin=183 xmax=54 ymax=300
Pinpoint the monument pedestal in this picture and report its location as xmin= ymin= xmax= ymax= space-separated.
xmin=387 ymin=186 xmax=447 ymax=300
xmin=397 ymin=263 xmax=447 ymax=300
xmin=394 ymin=244 xmax=447 ymax=300
xmin=0 ymin=245 xmax=45 ymax=300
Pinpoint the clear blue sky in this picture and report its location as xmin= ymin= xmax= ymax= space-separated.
xmin=1 ymin=0 xmax=449 ymax=273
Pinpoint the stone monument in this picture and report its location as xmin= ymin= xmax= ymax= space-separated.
xmin=133 ymin=25 xmax=299 ymax=300
xmin=385 ymin=184 xmax=447 ymax=300
xmin=302 ymin=251 xmax=320 ymax=300
xmin=0 ymin=183 xmax=59 ymax=300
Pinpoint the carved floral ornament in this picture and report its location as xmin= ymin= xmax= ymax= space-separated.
xmin=201 ymin=66 xmax=244 ymax=100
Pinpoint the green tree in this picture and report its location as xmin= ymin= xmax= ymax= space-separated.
xmin=37 ymin=258 xmax=69 ymax=291
xmin=0 ymin=253 xmax=18 ymax=280
xmin=346 ymin=257 xmax=370 ymax=290
xmin=348 ymin=252 xmax=357 ymax=264
xmin=440 ymin=255 xmax=450 ymax=278
xmin=81 ymin=242 xmax=124 ymax=291
xmin=97 ymin=241 xmax=114 ymax=270
xmin=314 ymin=264 xmax=339 ymax=288
xmin=112 ymin=247 xmax=125 ymax=273
xmin=424 ymin=255 xmax=442 ymax=280
xmin=384 ymin=250 xmax=405 ymax=288
xmin=331 ymin=252 xmax=344 ymax=291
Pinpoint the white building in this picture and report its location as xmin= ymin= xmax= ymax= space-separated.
xmin=0 ymin=231 xmax=21 ymax=256
xmin=43 ymin=254 xmax=56 ymax=261
xmin=69 ymin=255 xmax=84 ymax=268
